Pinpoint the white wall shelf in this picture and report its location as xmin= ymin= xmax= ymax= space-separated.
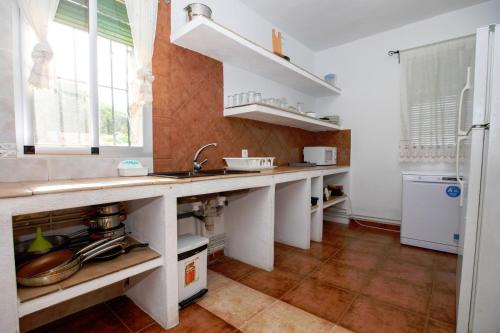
xmin=224 ymin=104 xmax=341 ymax=132
xmin=171 ymin=17 xmax=342 ymax=97
xmin=323 ymin=195 xmax=348 ymax=209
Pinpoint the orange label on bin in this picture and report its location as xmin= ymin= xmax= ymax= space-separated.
xmin=184 ymin=257 xmax=199 ymax=286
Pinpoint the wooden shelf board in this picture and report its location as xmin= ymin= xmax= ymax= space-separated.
xmin=311 ymin=205 xmax=319 ymax=213
xmin=17 ymin=237 xmax=162 ymax=317
xmin=171 ymin=17 xmax=341 ymax=97
xmin=323 ymin=196 xmax=347 ymax=209
xmin=224 ymin=104 xmax=341 ymax=132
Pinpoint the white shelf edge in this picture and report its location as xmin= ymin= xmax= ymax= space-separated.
xmin=323 ymin=196 xmax=347 ymax=209
xmin=311 ymin=205 xmax=319 ymax=213
xmin=17 ymin=257 xmax=163 ymax=317
xmin=323 ymin=167 xmax=350 ymax=176
xmin=171 ymin=17 xmax=342 ymax=97
xmin=224 ymin=104 xmax=342 ymax=132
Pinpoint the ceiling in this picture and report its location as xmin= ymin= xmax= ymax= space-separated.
xmin=241 ymin=0 xmax=489 ymax=50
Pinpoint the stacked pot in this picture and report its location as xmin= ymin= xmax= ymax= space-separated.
xmin=88 ymin=203 xmax=127 ymax=240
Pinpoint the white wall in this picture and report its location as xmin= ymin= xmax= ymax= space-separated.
xmin=315 ymin=0 xmax=500 ymax=223
xmin=171 ymin=0 xmax=318 ymax=110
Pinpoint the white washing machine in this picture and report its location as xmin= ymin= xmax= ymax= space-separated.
xmin=401 ymin=172 xmax=460 ymax=254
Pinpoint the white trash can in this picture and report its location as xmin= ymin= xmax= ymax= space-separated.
xmin=177 ymin=234 xmax=209 ymax=308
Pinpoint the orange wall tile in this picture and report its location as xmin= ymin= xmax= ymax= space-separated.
xmin=152 ymin=3 xmax=350 ymax=172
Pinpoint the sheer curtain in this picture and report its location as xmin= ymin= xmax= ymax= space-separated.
xmin=400 ymin=35 xmax=476 ymax=162
xmin=17 ymin=0 xmax=60 ymax=89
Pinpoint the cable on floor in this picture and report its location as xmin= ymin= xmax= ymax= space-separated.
xmin=343 ymin=195 xmax=400 ymax=233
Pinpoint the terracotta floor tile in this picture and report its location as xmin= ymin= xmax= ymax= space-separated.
xmin=311 ymin=261 xmax=371 ymax=292
xmin=285 ymin=240 xmax=341 ymax=261
xmin=340 ymin=296 xmax=426 ymax=333
xmin=141 ymin=304 xmax=237 ymax=333
xmin=378 ymin=257 xmax=434 ymax=287
xmin=363 ymin=275 xmax=431 ymax=314
xmin=330 ymin=248 xmax=383 ymax=272
xmin=429 ymin=289 xmax=456 ymax=324
xmin=29 ymin=304 xmax=128 ymax=333
xmin=197 ymin=282 xmax=275 ymax=328
xmin=387 ymin=244 xmax=439 ymax=268
xmin=433 ymin=270 xmax=456 ymax=294
xmin=332 ymin=325 xmax=355 ymax=333
xmin=207 ymin=269 xmax=235 ymax=293
xmin=345 ymin=238 xmax=390 ymax=254
xmin=241 ymin=300 xmax=335 ymax=333
xmin=323 ymin=222 xmax=365 ymax=239
xmin=426 ymin=319 xmax=456 ymax=333
xmin=274 ymin=251 xmax=322 ymax=277
xmin=359 ymin=228 xmax=400 ymax=245
xmin=322 ymin=233 xmax=355 ymax=248
xmin=282 ymin=278 xmax=355 ymax=323
xmin=208 ymin=256 xmax=256 ymax=281
xmin=433 ymin=253 xmax=457 ymax=273
xmin=106 ymin=295 xmax=154 ymax=332
xmin=239 ymin=267 xmax=301 ymax=298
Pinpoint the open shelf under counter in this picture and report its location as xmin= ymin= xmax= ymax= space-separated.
xmin=323 ymin=195 xmax=348 ymax=209
xmin=17 ymin=237 xmax=162 ymax=317
xmin=224 ymin=104 xmax=341 ymax=132
xmin=171 ymin=17 xmax=341 ymax=97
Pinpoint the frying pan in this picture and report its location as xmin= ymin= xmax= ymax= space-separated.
xmin=14 ymin=229 xmax=89 ymax=264
xmin=16 ymin=237 xmax=126 ymax=287
xmin=90 ymin=242 xmax=149 ymax=262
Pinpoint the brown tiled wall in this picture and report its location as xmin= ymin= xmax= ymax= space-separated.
xmin=152 ymin=3 xmax=350 ymax=172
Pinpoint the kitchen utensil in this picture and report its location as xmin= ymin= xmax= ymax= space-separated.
xmin=16 ymin=237 xmax=126 ymax=287
xmin=27 ymin=227 xmax=53 ymax=253
xmin=15 ymin=229 xmax=89 ymax=263
xmin=90 ymin=242 xmax=149 ymax=262
xmin=95 ymin=203 xmax=121 ymax=216
xmin=87 ymin=213 xmax=126 ymax=230
xmin=311 ymin=197 xmax=319 ymax=206
xmin=185 ymin=3 xmax=212 ymax=21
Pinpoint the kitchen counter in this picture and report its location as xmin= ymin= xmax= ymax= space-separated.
xmin=0 ymin=166 xmax=349 ymax=199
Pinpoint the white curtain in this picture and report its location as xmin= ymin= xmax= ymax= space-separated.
xmin=400 ymin=36 xmax=476 ymax=162
xmin=125 ymin=0 xmax=158 ymax=105
xmin=17 ymin=0 xmax=60 ymax=89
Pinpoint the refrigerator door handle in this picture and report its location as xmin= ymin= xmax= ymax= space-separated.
xmin=457 ymin=66 xmax=472 ymax=136
xmin=456 ymin=136 xmax=466 ymax=207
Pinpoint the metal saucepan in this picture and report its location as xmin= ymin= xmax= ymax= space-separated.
xmin=95 ymin=203 xmax=122 ymax=216
xmin=89 ymin=223 xmax=126 ymax=240
xmin=185 ymin=3 xmax=212 ymax=21
xmin=87 ymin=213 xmax=126 ymax=230
xmin=16 ymin=237 xmax=126 ymax=287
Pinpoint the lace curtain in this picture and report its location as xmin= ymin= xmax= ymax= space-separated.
xmin=400 ymin=36 xmax=476 ymax=162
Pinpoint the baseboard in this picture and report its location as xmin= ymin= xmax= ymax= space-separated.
xmin=351 ymin=215 xmax=401 ymax=226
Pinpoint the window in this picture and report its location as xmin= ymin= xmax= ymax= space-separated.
xmin=399 ymin=36 xmax=476 ymax=162
xmin=21 ymin=0 xmax=144 ymax=154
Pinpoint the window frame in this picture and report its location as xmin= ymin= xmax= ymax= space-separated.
xmin=13 ymin=0 xmax=151 ymax=157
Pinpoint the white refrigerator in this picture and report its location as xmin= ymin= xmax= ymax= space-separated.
xmin=456 ymin=24 xmax=500 ymax=333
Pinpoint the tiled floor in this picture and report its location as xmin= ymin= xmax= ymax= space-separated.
xmin=29 ymin=222 xmax=457 ymax=333
xmin=209 ymin=222 xmax=457 ymax=333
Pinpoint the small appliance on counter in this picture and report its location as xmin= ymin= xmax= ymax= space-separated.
xmin=303 ymin=147 xmax=337 ymax=166
xmin=117 ymin=160 xmax=148 ymax=177
xmin=178 ymin=234 xmax=209 ymax=308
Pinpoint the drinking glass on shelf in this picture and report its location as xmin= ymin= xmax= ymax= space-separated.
xmin=232 ymin=94 xmax=239 ymax=106
xmin=248 ymin=91 xmax=256 ymax=104
xmin=239 ymin=92 xmax=249 ymax=105
xmin=226 ymin=96 xmax=233 ymax=108
xmin=297 ymin=102 xmax=305 ymax=113
xmin=255 ymin=93 xmax=262 ymax=103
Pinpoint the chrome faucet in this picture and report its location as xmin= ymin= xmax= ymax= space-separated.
xmin=193 ymin=143 xmax=217 ymax=173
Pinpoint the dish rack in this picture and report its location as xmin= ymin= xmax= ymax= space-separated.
xmin=224 ymin=157 xmax=276 ymax=171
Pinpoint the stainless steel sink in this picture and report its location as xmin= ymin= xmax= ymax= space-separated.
xmin=150 ymin=169 xmax=257 ymax=179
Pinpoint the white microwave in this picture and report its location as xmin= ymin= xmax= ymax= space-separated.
xmin=303 ymin=147 xmax=337 ymax=166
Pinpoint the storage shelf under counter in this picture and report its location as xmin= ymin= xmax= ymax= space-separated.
xmin=17 ymin=237 xmax=162 ymax=317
